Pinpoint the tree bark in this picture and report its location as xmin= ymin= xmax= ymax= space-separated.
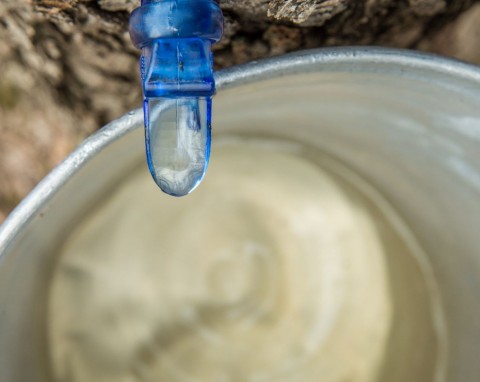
xmin=0 ymin=0 xmax=479 ymax=220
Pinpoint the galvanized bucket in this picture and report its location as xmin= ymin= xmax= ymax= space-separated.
xmin=1 ymin=48 xmax=480 ymax=382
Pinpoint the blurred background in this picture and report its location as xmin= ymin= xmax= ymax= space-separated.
xmin=1 ymin=0 xmax=480 ymax=222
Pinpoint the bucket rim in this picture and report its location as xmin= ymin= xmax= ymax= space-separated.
xmin=1 ymin=46 xmax=480 ymax=254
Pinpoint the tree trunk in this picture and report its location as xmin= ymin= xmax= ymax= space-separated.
xmin=1 ymin=0 xmax=479 ymax=220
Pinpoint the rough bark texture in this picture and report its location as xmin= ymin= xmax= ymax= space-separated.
xmin=1 ymin=0 xmax=480 ymax=221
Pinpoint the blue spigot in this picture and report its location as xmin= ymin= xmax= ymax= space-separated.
xmin=129 ymin=0 xmax=224 ymax=196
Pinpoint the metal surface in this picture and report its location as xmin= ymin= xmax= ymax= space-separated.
xmin=2 ymin=47 xmax=480 ymax=253
xmin=1 ymin=47 xmax=480 ymax=381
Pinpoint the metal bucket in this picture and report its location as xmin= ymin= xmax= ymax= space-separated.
xmin=1 ymin=47 xmax=480 ymax=382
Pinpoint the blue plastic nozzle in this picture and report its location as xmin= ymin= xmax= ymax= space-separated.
xmin=129 ymin=0 xmax=223 ymax=196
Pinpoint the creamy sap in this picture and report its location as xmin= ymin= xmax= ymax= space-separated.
xmin=49 ymin=137 xmax=446 ymax=382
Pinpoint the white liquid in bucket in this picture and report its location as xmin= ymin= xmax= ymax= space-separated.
xmin=48 ymin=136 xmax=446 ymax=382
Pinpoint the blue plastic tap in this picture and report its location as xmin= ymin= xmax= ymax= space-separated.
xmin=129 ymin=0 xmax=224 ymax=196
